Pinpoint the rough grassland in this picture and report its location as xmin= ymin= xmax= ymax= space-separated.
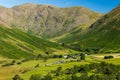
xmin=0 ymin=53 xmax=119 ymax=80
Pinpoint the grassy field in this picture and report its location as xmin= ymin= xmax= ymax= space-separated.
xmin=0 ymin=53 xmax=120 ymax=80
xmin=0 ymin=25 xmax=65 ymax=59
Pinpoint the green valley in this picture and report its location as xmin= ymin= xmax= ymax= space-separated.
xmin=0 ymin=24 xmax=65 ymax=59
xmin=0 ymin=2 xmax=120 ymax=80
xmin=57 ymin=5 xmax=120 ymax=53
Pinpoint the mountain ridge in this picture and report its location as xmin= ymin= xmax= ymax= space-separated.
xmin=58 ymin=5 xmax=120 ymax=52
xmin=0 ymin=3 xmax=102 ymax=38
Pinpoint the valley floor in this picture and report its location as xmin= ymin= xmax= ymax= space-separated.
xmin=0 ymin=53 xmax=120 ymax=80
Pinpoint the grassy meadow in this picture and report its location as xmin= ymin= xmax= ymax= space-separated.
xmin=0 ymin=53 xmax=120 ymax=80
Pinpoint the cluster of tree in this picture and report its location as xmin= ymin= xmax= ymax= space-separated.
xmin=71 ymin=72 xmax=120 ymax=80
xmin=16 ymin=62 xmax=120 ymax=80
xmin=2 ymin=60 xmax=16 ymax=67
xmin=30 ymin=73 xmax=52 ymax=80
xmin=84 ymin=48 xmax=100 ymax=54
xmin=13 ymin=73 xmax=53 ymax=80
xmin=61 ymin=43 xmax=69 ymax=48
xmin=49 ymin=62 xmax=120 ymax=80
xmin=13 ymin=75 xmax=23 ymax=80
xmin=2 ymin=58 xmax=31 ymax=67
xmin=35 ymin=54 xmax=63 ymax=62
xmin=35 ymin=54 xmax=48 ymax=61
xmin=61 ymin=43 xmax=100 ymax=54
xmin=34 ymin=48 xmax=62 ymax=60
xmin=52 ymin=54 xmax=63 ymax=58
xmin=51 ymin=67 xmax=62 ymax=76
xmin=80 ymin=53 xmax=85 ymax=60
xmin=104 ymin=55 xmax=114 ymax=59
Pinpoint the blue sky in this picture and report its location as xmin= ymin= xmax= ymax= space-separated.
xmin=0 ymin=0 xmax=120 ymax=13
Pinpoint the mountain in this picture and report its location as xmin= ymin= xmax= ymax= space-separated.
xmin=0 ymin=3 xmax=102 ymax=59
xmin=59 ymin=5 xmax=120 ymax=52
xmin=0 ymin=24 xmax=62 ymax=59
xmin=0 ymin=3 xmax=102 ymax=38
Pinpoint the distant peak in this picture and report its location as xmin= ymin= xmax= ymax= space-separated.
xmin=12 ymin=3 xmax=59 ymax=9
xmin=12 ymin=3 xmax=37 ymax=8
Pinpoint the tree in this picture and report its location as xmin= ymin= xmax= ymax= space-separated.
xmin=65 ymin=75 xmax=71 ymax=80
xmin=103 ymin=68 xmax=112 ymax=75
xmin=53 ymin=54 xmax=58 ymax=58
xmin=13 ymin=75 xmax=23 ymax=80
xmin=34 ymin=64 xmax=39 ymax=68
xmin=61 ymin=43 xmax=68 ymax=48
xmin=71 ymin=74 xmax=79 ymax=80
xmin=59 ymin=55 xmax=63 ymax=58
xmin=12 ymin=60 xmax=16 ymax=64
xmin=42 ymin=73 xmax=52 ymax=80
xmin=79 ymin=73 xmax=88 ymax=80
xmin=81 ymin=53 xmax=85 ymax=60
xmin=45 ymin=49 xmax=53 ymax=55
xmin=30 ymin=74 xmax=42 ymax=80
xmin=55 ymin=67 xmax=62 ymax=76
xmin=104 ymin=55 xmax=113 ymax=59
xmin=85 ymin=49 xmax=90 ymax=53
xmin=116 ymin=71 xmax=120 ymax=80
xmin=42 ymin=55 xmax=48 ymax=62
xmin=37 ymin=54 xmax=42 ymax=59
xmin=89 ymin=75 xmax=98 ymax=80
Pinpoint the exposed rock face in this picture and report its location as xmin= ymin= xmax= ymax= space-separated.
xmin=0 ymin=3 xmax=102 ymax=38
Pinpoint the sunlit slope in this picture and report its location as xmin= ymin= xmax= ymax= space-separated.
xmin=0 ymin=25 xmax=61 ymax=59
xmin=0 ymin=4 xmax=102 ymax=38
xmin=58 ymin=5 xmax=120 ymax=51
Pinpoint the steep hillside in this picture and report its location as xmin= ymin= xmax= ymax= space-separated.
xmin=59 ymin=5 xmax=120 ymax=52
xmin=0 ymin=3 xmax=102 ymax=38
xmin=0 ymin=24 xmax=62 ymax=59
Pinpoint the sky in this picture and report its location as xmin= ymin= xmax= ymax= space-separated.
xmin=0 ymin=0 xmax=120 ymax=13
